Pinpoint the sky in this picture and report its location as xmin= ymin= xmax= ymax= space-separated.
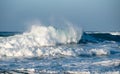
xmin=0 ymin=0 xmax=120 ymax=32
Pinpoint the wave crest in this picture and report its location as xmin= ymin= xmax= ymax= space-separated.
xmin=0 ymin=24 xmax=82 ymax=48
xmin=24 ymin=24 xmax=82 ymax=46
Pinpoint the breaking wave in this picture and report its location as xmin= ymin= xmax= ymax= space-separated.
xmin=0 ymin=25 xmax=82 ymax=46
xmin=0 ymin=24 xmax=83 ymax=58
xmin=0 ymin=24 xmax=120 ymax=58
xmin=79 ymin=32 xmax=120 ymax=43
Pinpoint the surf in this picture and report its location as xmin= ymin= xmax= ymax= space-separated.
xmin=0 ymin=24 xmax=82 ymax=57
xmin=0 ymin=24 xmax=82 ymax=46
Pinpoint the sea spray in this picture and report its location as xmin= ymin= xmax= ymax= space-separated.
xmin=0 ymin=24 xmax=82 ymax=57
xmin=24 ymin=23 xmax=82 ymax=46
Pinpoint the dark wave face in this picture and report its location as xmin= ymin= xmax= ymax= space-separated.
xmin=79 ymin=32 xmax=120 ymax=43
xmin=0 ymin=32 xmax=22 ymax=37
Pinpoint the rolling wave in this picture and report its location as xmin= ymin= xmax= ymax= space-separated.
xmin=79 ymin=32 xmax=120 ymax=43
xmin=0 ymin=25 xmax=82 ymax=46
xmin=0 ymin=25 xmax=120 ymax=58
xmin=0 ymin=25 xmax=82 ymax=58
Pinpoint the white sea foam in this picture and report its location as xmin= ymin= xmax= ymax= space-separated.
xmin=0 ymin=42 xmax=112 ymax=58
xmin=90 ymin=48 xmax=109 ymax=56
xmin=6 ymin=70 xmax=120 ymax=74
xmin=110 ymin=32 xmax=120 ymax=35
xmin=93 ymin=59 xmax=120 ymax=67
xmin=0 ymin=45 xmax=111 ymax=58
xmin=0 ymin=24 xmax=82 ymax=58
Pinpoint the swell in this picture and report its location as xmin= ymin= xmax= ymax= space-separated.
xmin=0 ymin=32 xmax=22 ymax=37
xmin=79 ymin=32 xmax=120 ymax=43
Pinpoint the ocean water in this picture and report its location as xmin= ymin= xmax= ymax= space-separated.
xmin=0 ymin=25 xmax=120 ymax=74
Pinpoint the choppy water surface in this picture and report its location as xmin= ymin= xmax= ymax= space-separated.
xmin=0 ymin=25 xmax=120 ymax=73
